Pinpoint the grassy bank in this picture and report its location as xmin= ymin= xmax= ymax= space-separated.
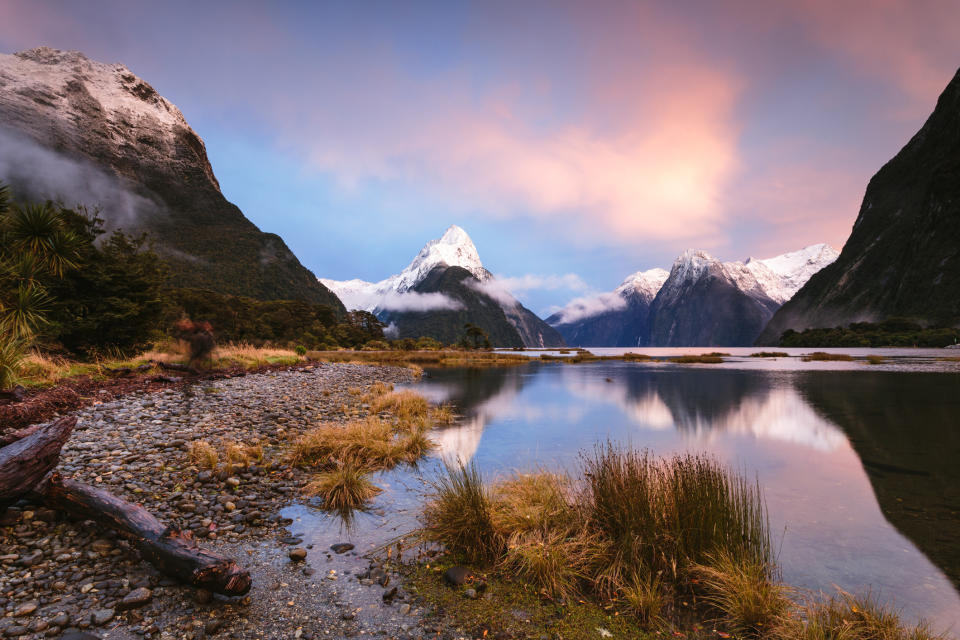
xmin=13 ymin=342 xmax=303 ymax=388
xmin=410 ymin=446 xmax=944 ymax=639
xmin=289 ymin=384 xmax=451 ymax=513
xmin=306 ymin=348 xmax=534 ymax=370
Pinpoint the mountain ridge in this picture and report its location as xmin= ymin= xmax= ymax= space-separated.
xmin=758 ymin=67 xmax=960 ymax=344
xmin=0 ymin=47 xmax=343 ymax=309
xmin=550 ymin=244 xmax=837 ymax=346
xmin=322 ymin=225 xmax=564 ymax=347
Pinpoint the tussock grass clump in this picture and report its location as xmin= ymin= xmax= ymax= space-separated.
xmin=693 ymin=552 xmax=789 ymax=637
xmin=304 ymin=463 xmax=382 ymax=511
xmin=422 ymin=463 xmax=504 ymax=565
xmin=362 ymin=380 xmax=394 ymax=401
xmin=421 ymin=446 xmax=771 ymax=616
xmin=223 ymin=439 xmax=264 ymax=469
xmin=417 ymin=447 xmax=942 ymax=637
xmin=189 ymin=438 xmax=266 ymax=472
xmin=368 ymin=390 xmax=430 ymax=421
xmin=670 ymin=354 xmax=726 ymax=364
xmin=430 ymin=403 xmax=457 ymax=425
xmin=188 ymin=440 xmax=219 ymax=469
xmin=582 ymin=446 xmax=770 ymax=596
xmin=802 ymin=352 xmax=854 ymax=361
xmin=778 ymin=591 xmax=946 ymax=640
xmin=865 ymin=354 xmax=887 ymax=365
xmin=502 ymin=529 xmax=599 ymax=600
xmin=621 ymin=572 xmax=667 ymax=629
xmin=490 ymin=472 xmax=577 ymax=535
xmin=290 ymin=417 xmax=415 ymax=470
xmin=751 ymin=351 xmax=789 ymax=358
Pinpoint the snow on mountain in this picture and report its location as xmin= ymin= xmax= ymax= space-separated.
xmin=615 ymin=268 xmax=670 ymax=301
xmin=0 ymin=47 xmax=341 ymax=306
xmin=745 ymin=243 xmax=840 ymax=303
xmin=550 ymin=268 xmax=668 ymax=326
xmin=321 ymin=225 xmax=491 ymax=312
xmin=549 ymin=244 xmax=836 ymax=329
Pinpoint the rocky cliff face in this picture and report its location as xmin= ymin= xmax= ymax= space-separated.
xmin=758 ymin=68 xmax=960 ymax=344
xmin=0 ymin=47 xmax=343 ymax=309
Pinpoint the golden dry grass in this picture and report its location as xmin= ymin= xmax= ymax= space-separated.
xmin=801 ymin=352 xmax=854 ymax=362
xmin=621 ymin=572 xmax=667 ymax=629
xmin=490 ymin=472 xmax=577 ymax=535
xmin=143 ymin=342 xmax=301 ymax=369
xmin=368 ymin=389 xmax=430 ymax=421
xmin=306 ymin=349 xmax=532 ymax=369
xmin=776 ymin=591 xmax=946 ymax=640
xmin=290 ymin=416 xmax=436 ymax=471
xmin=188 ymin=440 xmax=219 ymax=469
xmin=188 ymin=438 xmax=265 ymax=472
xmin=694 ymin=552 xmax=790 ymax=637
xmin=669 ymin=353 xmax=727 ymax=364
xmin=430 ymin=403 xmax=457 ymax=425
xmin=303 ymin=463 xmax=382 ymax=511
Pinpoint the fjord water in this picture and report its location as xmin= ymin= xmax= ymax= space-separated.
xmin=415 ymin=355 xmax=960 ymax=631
xmin=293 ymin=353 xmax=960 ymax=633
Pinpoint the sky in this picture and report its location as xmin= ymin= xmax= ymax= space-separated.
xmin=2 ymin=0 xmax=960 ymax=315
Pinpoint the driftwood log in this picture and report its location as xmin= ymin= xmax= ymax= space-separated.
xmin=0 ymin=416 xmax=75 ymax=504
xmin=152 ymin=360 xmax=199 ymax=375
xmin=105 ymin=363 xmax=154 ymax=377
xmin=33 ymin=473 xmax=252 ymax=596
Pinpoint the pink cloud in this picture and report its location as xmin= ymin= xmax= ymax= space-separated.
xmin=284 ymin=9 xmax=745 ymax=247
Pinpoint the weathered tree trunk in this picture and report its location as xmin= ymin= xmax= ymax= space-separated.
xmin=105 ymin=363 xmax=153 ymax=377
xmin=34 ymin=473 xmax=252 ymax=596
xmin=0 ymin=424 xmax=41 ymax=448
xmin=0 ymin=416 xmax=75 ymax=504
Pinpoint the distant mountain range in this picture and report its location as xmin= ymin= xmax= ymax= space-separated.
xmin=549 ymin=244 xmax=838 ymax=347
xmin=0 ymin=47 xmax=343 ymax=309
xmin=322 ymin=226 xmax=565 ymax=347
xmin=758 ymin=67 xmax=960 ymax=344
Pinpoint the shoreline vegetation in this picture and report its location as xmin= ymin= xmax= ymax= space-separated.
xmin=9 ymin=341 xmax=960 ymax=395
xmin=779 ymin=319 xmax=960 ymax=348
xmin=403 ymin=448 xmax=946 ymax=639
xmin=1 ymin=340 xmax=952 ymax=637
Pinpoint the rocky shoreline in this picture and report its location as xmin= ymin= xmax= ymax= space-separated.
xmin=0 ymin=363 xmax=456 ymax=640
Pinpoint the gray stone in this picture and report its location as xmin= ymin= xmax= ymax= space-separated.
xmin=117 ymin=587 xmax=152 ymax=610
xmin=443 ymin=566 xmax=472 ymax=586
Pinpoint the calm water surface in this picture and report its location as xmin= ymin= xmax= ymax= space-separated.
xmin=294 ymin=352 xmax=960 ymax=634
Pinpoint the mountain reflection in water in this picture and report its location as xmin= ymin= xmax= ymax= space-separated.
xmin=413 ymin=362 xmax=960 ymax=631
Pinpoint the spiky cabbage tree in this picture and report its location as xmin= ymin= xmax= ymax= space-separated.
xmin=0 ymin=182 xmax=82 ymax=387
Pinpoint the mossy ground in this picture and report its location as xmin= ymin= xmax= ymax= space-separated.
xmin=405 ymin=554 xmax=671 ymax=640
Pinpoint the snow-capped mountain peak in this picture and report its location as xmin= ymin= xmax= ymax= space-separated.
xmin=394 ymin=225 xmax=488 ymax=292
xmin=321 ymin=225 xmax=490 ymax=312
xmin=615 ymin=268 xmax=670 ymax=301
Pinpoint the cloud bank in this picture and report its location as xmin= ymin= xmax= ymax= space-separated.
xmin=0 ymin=127 xmax=160 ymax=232
xmin=548 ymin=291 xmax=629 ymax=325
xmin=376 ymin=290 xmax=464 ymax=313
